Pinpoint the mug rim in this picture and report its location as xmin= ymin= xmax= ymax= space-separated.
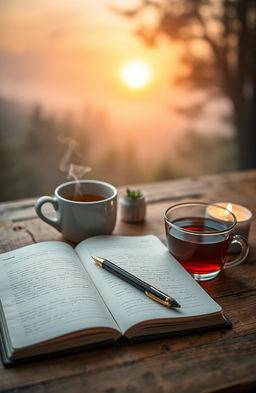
xmin=55 ymin=180 xmax=117 ymax=204
xmin=164 ymin=201 xmax=237 ymax=235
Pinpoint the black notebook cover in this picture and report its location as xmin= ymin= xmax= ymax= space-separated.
xmin=0 ymin=315 xmax=232 ymax=367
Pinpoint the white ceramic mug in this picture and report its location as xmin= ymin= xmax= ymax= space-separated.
xmin=35 ymin=180 xmax=117 ymax=243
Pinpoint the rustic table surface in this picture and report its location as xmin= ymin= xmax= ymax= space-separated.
xmin=1 ymin=170 xmax=256 ymax=393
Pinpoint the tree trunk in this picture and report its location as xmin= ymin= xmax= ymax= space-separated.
xmin=235 ymin=102 xmax=256 ymax=169
xmin=232 ymin=0 xmax=256 ymax=169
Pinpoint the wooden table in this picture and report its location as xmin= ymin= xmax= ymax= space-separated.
xmin=1 ymin=170 xmax=256 ymax=393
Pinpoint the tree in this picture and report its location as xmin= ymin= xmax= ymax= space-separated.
xmin=0 ymin=135 xmax=16 ymax=201
xmin=113 ymin=0 xmax=256 ymax=169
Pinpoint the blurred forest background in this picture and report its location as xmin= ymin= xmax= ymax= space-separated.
xmin=0 ymin=0 xmax=255 ymax=202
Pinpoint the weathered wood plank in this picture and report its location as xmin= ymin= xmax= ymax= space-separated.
xmin=2 ymin=333 xmax=256 ymax=393
xmin=1 ymin=169 xmax=256 ymax=222
xmin=1 ymin=289 xmax=255 ymax=392
xmin=1 ymin=169 xmax=256 ymax=251
xmin=1 ymin=199 xmax=256 ymax=259
xmin=1 ymin=170 xmax=256 ymax=393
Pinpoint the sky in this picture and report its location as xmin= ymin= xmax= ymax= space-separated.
xmin=0 ymin=0 xmax=233 ymax=164
xmin=0 ymin=1 xmax=176 ymax=105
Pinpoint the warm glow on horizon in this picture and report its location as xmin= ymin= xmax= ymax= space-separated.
xmin=120 ymin=60 xmax=152 ymax=89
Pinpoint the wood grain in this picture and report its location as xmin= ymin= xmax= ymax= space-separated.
xmin=1 ymin=169 xmax=256 ymax=393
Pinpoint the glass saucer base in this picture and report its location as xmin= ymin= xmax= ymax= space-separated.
xmin=192 ymin=270 xmax=220 ymax=281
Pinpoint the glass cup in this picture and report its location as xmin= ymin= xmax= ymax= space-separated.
xmin=164 ymin=202 xmax=249 ymax=281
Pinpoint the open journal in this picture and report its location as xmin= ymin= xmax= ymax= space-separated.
xmin=0 ymin=235 xmax=230 ymax=365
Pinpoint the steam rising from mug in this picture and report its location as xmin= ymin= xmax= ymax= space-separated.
xmin=59 ymin=136 xmax=91 ymax=197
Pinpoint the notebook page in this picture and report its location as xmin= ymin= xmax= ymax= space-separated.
xmin=0 ymin=241 xmax=118 ymax=350
xmin=76 ymin=235 xmax=221 ymax=334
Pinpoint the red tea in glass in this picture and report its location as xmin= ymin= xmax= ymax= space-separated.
xmin=166 ymin=217 xmax=231 ymax=276
xmin=164 ymin=203 xmax=249 ymax=281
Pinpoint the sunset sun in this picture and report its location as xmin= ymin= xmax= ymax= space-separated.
xmin=120 ymin=60 xmax=152 ymax=89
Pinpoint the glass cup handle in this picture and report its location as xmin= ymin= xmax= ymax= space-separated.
xmin=223 ymin=235 xmax=249 ymax=269
xmin=35 ymin=196 xmax=61 ymax=232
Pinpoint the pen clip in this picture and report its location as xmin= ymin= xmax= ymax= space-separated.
xmin=145 ymin=291 xmax=172 ymax=308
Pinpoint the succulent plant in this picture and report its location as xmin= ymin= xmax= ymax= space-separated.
xmin=126 ymin=188 xmax=143 ymax=199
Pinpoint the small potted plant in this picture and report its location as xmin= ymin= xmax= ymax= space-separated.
xmin=119 ymin=188 xmax=146 ymax=223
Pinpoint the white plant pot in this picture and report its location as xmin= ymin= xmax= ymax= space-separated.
xmin=119 ymin=195 xmax=146 ymax=223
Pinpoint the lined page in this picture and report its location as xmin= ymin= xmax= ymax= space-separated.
xmin=0 ymin=242 xmax=118 ymax=349
xmin=76 ymin=235 xmax=221 ymax=334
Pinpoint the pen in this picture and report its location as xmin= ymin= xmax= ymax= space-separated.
xmin=91 ymin=256 xmax=181 ymax=308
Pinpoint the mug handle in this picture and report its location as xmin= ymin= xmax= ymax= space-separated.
xmin=35 ymin=196 xmax=61 ymax=232
xmin=223 ymin=235 xmax=249 ymax=269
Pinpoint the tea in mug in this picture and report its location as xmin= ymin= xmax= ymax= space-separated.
xmin=65 ymin=193 xmax=106 ymax=202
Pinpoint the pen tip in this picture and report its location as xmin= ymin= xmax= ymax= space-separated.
xmin=91 ymin=256 xmax=104 ymax=266
xmin=171 ymin=299 xmax=181 ymax=308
